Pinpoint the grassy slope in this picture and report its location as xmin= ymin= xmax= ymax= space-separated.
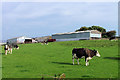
xmin=2 ymin=40 xmax=118 ymax=78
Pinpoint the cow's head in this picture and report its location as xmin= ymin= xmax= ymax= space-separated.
xmin=17 ymin=47 xmax=19 ymax=49
xmin=94 ymin=50 xmax=100 ymax=57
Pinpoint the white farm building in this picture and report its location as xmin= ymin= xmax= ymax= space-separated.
xmin=7 ymin=36 xmax=33 ymax=44
xmin=52 ymin=30 xmax=101 ymax=41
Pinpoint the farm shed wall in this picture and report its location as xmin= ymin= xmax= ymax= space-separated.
xmin=90 ymin=33 xmax=101 ymax=38
xmin=7 ymin=36 xmax=32 ymax=44
xmin=17 ymin=37 xmax=26 ymax=43
xmin=52 ymin=32 xmax=90 ymax=41
xmin=52 ymin=30 xmax=101 ymax=41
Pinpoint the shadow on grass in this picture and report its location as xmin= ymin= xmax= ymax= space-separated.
xmin=0 ymin=53 xmax=13 ymax=56
xmin=52 ymin=62 xmax=73 ymax=65
xmin=52 ymin=62 xmax=86 ymax=66
xmin=82 ymin=75 xmax=90 ymax=78
xmin=16 ymin=65 xmax=23 ymax=68
xmin=20 ymin=70 xmax=29 ymax=72
xmin=118 ymin=55 xmax=120 ymax=56
xmin=0 ymin=53 xmax=5 ymax=55
xmin=103 ymin=57 xmax=120 ymax=60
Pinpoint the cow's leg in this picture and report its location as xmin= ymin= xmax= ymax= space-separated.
xmin=72 ymin=54 xmax=77 ymax=65
xmin=85 ymin=57 xmax=92 ymax=66
xmin=10 ymin=48 xmax=12 ymax=54
xmin=86 ymin=60 xmax=89 ymax=66
xmin=72 ymin=55 xmax=75 ymax=65
xmin=85 ymin=59 xmax=89 ymax=66
xmin=8 ymin=49 xmax=10 ymax=54
xmin=5 ymin=50 xmax=7 ymax=55
xmin=85 ymin=57 xmax=88 ymax=66
xmin=77 ymin=58 xmax=79 ymax=65
xmin=72 ymin=58 xmax=74 ymax=65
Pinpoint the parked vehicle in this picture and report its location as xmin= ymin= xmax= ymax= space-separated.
xmin=47 ymin=39 xmax=56 ymax=42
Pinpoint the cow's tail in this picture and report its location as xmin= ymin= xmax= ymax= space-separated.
xmin=72 ymin=51 xmax=75 ymax=65
xmin=72 ymin=52 xmax=76 ymax=59
xmin=72 ymin=52 xmax=74 ymax=56
xmin=72 ymin=49 xmax=75 ymax=56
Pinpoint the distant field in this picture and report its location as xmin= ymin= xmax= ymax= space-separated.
xmin=2 ymin=40 xmax=119 ymax=78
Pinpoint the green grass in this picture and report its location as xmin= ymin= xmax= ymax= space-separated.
xmin=2 ymin=40 xmax=119 ymax=78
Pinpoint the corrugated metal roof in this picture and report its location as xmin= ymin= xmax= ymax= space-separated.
xmin=7 ymin=36 xmax=32 ymax=40
xmin=52 ymin=30 xmax=101 ymax=35
xmin=90 ymin=30 xmax=101 ymax=34
xmin=35 ymin=36 xmax=51 ymax=40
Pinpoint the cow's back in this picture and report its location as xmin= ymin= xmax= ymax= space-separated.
xmin=72 ymin=48 xmax=86 ymax=58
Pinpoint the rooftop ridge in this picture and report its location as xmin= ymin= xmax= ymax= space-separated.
xmin=53 ymin=30 xmax=101 ymax=35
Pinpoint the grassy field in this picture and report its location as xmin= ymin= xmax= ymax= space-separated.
xmin=2 ymin=40 xmax=119 ymax=78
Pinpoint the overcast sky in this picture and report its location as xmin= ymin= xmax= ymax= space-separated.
xmin=2 ymin=2 xmax=118 ymax=40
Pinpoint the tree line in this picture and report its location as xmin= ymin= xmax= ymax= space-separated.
xmin=75 ymin=26 xmax=116 ymax=38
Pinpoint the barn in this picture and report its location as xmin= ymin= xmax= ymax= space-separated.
xmin=52 ymin=30 xmax=101 ymax=41
xmin=7 ymin=36 xmax=33 ymax=44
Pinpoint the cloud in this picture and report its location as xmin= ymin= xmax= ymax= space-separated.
xmin=3 ymin=2 xmax=117 ymax=23
xmin=2 ymin=2 xmax=118 ymax=40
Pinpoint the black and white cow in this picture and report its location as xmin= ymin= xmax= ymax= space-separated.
xmin=13 ymin=44 xmax=19 ymax=50
xmin=4 ymin=44 xmax=13 ymax=55
xmin=41 ymin=40 xmax=48 ymax=45
xmin=72 ymin=48 xmax=100 ymax=66
xmin=4 ymin=44 xmax=9 ymax=55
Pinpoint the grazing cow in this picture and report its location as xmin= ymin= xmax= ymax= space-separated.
xmin=41 ymin=40 xmax=48 ymax=45
xmin=4 ymin=44 xmax=9 ymax=55
xmin=8 ymin=45 xmax=13 ymax=54
xmin=13 ymin=44 xmax=19 ymax=50
xmin=4 ymin=44 xmax=12 ymax=55
xmin=72 ymin=48 xmax=100 ymax=66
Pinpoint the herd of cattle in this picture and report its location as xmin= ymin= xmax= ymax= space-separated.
xmin=3 ymin=36 xmax=118 ymax=66
xmin=3 ymin=43 xmax=101 ymax=66
xmin=3 ymin=41 xmax=50 ymax=55
xmin=3 ymin=36 xmax=116 ymax=56
xmin=4 ymin=43 xmax=19 ymax=55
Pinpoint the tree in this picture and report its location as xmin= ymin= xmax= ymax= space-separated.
xmin=75 ymin=26 xmax=88 ymax=32
xmin=75 ymin=26 xmax=106 ymax=33
xmin=102 ymin=32 xmax=108 ymax=38
xmin=88 ymin=27 xmax=93 ymax=30
xmin=106 ymin=30 xmax=116 ymax=38
xmin=90 ymin=26 xmax=106 ymax=33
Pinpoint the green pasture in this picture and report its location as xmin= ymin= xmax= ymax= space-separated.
xmin=2 ymin=40 xmax=119 ymax=78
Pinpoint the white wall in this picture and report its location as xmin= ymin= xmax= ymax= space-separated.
xmin=7 ymin=36 xmax=32 ymax=44
xmin=90 ymin=33 xmax=101 ymax=38
xmin=17 ymin=37 xmax=25 ymax=43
